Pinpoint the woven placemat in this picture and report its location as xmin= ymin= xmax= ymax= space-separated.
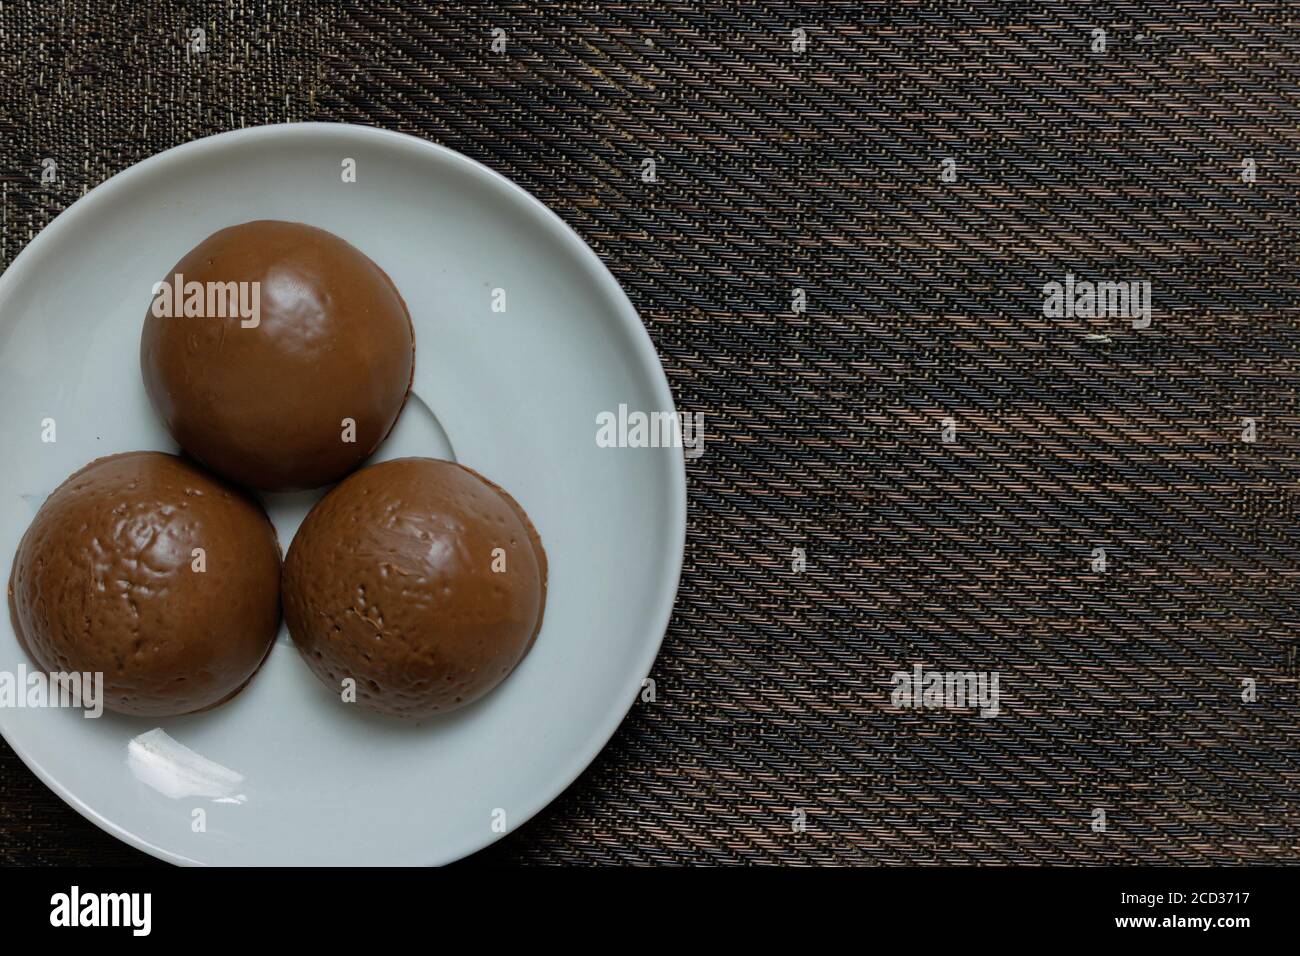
xmin=1 ymin=1 xmax=1297 ymax=865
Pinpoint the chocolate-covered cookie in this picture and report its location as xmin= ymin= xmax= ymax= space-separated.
xmin=140 ymin=220 xmax=415 ymax=491
xmin=7 ymin=452 xmax=282 ymax=716
xmin=282 ymin=457 xmax=547 ymax=718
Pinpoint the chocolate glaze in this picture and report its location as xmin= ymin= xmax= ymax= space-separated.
xmin=282 ymin=457 xmax=547 ymax=718
xmin=140 ymin=220 xmax=415 ymax=491
xmin=7 ymin=452 xmax=282 ymax=716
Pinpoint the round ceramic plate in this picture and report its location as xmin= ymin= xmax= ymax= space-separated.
xmin=0 ymin=123 xmax=685 ymax=865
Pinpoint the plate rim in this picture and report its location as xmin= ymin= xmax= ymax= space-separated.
xmin=0 ymin=121 xmax=687 ymax=866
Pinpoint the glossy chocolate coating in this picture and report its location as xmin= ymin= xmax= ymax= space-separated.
xmin=140 ymin=220 xmax=415 ymax=491
xmin=7 ymin=452 xmax=282 ymax=716
xmin=282 ymin=457 xmax=547 ymax=718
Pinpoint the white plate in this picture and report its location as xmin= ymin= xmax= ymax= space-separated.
xmin=0 ymin=123 xmax=685 ymax=865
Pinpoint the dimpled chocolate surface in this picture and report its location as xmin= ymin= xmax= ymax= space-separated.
xmin=282 ymin=457 xmax=547 ymax=718
xmin=140 ymin=220 xmax=415 ymax=491
xmin=7 ymin=452 xmax=282 ymax=716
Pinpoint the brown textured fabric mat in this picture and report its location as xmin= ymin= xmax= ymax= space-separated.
xmin=1 ymin=1 xmax=1298 ymax=865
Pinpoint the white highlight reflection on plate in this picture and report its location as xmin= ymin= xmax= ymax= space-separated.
xmin=127 ymin=728 xmax=247 ymax=804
